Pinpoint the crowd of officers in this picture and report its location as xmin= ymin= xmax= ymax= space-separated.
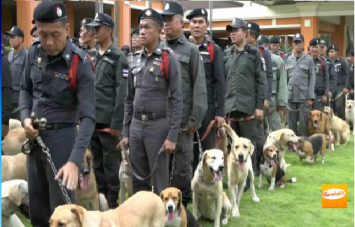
xmin=0 ymin=1 xmax=354 ymax=225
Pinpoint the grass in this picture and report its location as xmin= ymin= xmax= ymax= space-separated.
xmin=19 ymin=136 xmax=354 ymax=227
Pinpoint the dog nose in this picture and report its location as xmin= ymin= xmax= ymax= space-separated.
xmin=272 ymin=154 xmax=277 ymax=159
xmin=167 ymin=205 xmax=173 ymax=211
xmin=83 ymin=167 xmax=90 ymax=175
xmin=238 ymin=154 xmax=244 ymax=160
xmin=219 ymin=166 xmax=224 ymax=171
xmin=314 ymin=120 xmax=318 ymax=123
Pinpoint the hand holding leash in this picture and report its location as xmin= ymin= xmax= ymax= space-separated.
xmin=23 ymin=113 xmax=39 ymax=141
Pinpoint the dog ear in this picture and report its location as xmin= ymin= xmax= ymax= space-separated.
xmin=309 ymin=111 xmax=312 ymax=119
xmin=8 ymin=183 xmax=22 ymax=206
xmin=160 ymin=191 xmax=165 ymax=201
xmin=263 ymin=147 xmax=268 ymax=158
xmin=202 ymin=152 xmax=208 ymax=163
xmin=177 ymin=190 xmax=183 ymax=216
xmin=71 ymin=206 xmax=84 ymax=225
xmin=320 ymin=112 xmax=322 ymax=122
xmin=280 ymin=132 xmax=285 ymax=141
xmin=249 ymin=141 xmax=255 ymax=155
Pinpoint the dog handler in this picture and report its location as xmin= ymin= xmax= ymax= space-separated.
xmin=120 ymin=8 xmax=183 ymax=196
xmin=19 ymin=1 xmax=95 ymax=226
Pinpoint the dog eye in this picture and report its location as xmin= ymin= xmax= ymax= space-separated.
xmin=243 ymin=144 xmax=247 ymax=149
xmin=57 ymin=222 xmax=65 ymax=227
xmin=173 ymin=197 xmax=177 ymax=200
xmin=211 ymin=156 xmax=216 ymax=160
xmin=235 ymin=145 xmax=239 ymax=149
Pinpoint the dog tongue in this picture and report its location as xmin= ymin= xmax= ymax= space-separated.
xmin=124 ymin=160 xmax=129 ymax=166
xmin=168 ymin=212 xmax=174 ymax=221
xmin=271 ymin=159 xmax=276 ymax=166
xmin=214 ymin=172 xmax=223 ymax=181
xmin=292 ymin=144 xmax=297 ymax=152
xmin=238 ymin=161 xmax=244 ymax=169
xmin=313 ymin=122 xmax=318 ymax=128
xmin=80 ymin=175 xmax=88 ymax=190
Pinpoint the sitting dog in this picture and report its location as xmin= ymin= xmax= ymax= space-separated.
xmin=2 ymin=180 xmax=29 ymax=227
xmin=191 ymin=149 xmax=231 ymax=226
xmin=2 ymin=153 xmax=27 ymax=182
xmin=119 ymin=149 xmax=133 ymax=205
xmin=263 ymin=128 xmax=300 ymax=172
xmin=345 ymin=99 xmax=354 ymax=134
xmin=160 ymin=187 xmax=187 ymax=227
xmin=76 ymin=148 xmax=109 ymax=211
xmin=289 ymin=133 xmax=328 ymax=164
xmin=2 ymin=127 xmax=26 ymax=156
xmin=308 ymin=110 xmax=331 ymax=148
xmin=50 ymin=191 xmax=166 ymax=227
xmin=259 ymin=146 xmax=297 ymax=191
xmin=326 ymin=107 xmax=350 ymax=145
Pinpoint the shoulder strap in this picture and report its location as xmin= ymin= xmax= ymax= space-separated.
xmin=259 ymin=47 xmax=263 ymax=56
xmin=207 ymin=42 xmax=214 ymax=64
xmin=280 ymin=52 xmax=284 ymax=58
xmin=69 ymin=54 xmax=95 ymax=92
xmin=320 ymin=57 xmax=324 ymax=75
xmin=160 ymin=50 xmax=169 ymax=81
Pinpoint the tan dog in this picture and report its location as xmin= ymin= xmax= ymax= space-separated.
xmin=119 ymin=149 xmax=133 ymax=205
xmin=160 ymin=187 xmax=187 ymax=227
xmin=9 ymin=119 xmax=22 ymax=131
xmin=1 ymin=153 xmax=27 ymax=182
xmin=259 ymin=146 xmax=297 ymax=191
xmin=76 ymin=149 xmax=109 ymax=211
xmin=2 ymin=180 xmax=29 ymax=227
xmin=308 ymin=110 xmax=331 ymax=147
xmin=345 ymin=99 xmax=354 ymax=135
xmin=49 ymin=191 xmax=166 ymax=227
xmin=326 ymin=108 xmax=350 ymax=145
xmin=263 ymin=128 xmax=300 ymax=172
xmin=2 ymin=127 xmax=26 ymax=156
xmin=215 ymin=126 xmax=229 ymax=176
xmin=191 ymin=149 xmax=231 ymax=226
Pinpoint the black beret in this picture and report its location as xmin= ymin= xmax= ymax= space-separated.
xmin=247 ymin=22 xmax=260 ymax=32
xmin=5 ymin=26 xmax=24 ymax=37
xmin=319 ymin=39 xmax=327 ymax=46
xmin=350 ymin=50 xmax=354 ymax=56
xmin=30 ymin=26 xmax=37 ymax=36
xmin=293 ymin=33 xmax=304 ymax=42
xmin=328 ymin=44 xmax=338 ymax=51
xmin=309 ymin=38 xmax=320 ymax=46
xmin=161 ymin=2 xmax=184 ymax=16
xmin=226 ymin=18 xmax=247 ymax=32
xmin=81 ymin=18 xmax=94 ymax=27
xmin=270 ymin=36 xmax=280 ymax=44
xmin=121 ymin=45 xmax=130 ymax=52
xmin=32 ymin=1 xmax=67 ymax=24
xmin=87 ymin=13 xmax=114 ymax=28
xmin=138 ymin=8 xmax=164 ymax=27
xmin=186 ymin=8 xmax=208 ymax=21
xmin=257 ymin=35 xmax=269 ymax=44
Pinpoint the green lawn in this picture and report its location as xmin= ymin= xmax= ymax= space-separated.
xmin=19 ymin=136 xmax=354 ymax=227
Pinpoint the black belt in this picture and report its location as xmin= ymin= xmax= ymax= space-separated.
xmin=45 ymin=123 xmax=77 ymax=130
xmin=134 ymin=111 xmax=166 ymax=121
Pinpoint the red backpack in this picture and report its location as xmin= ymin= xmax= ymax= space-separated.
xmin=69 ymin=54 xmax=95 ymax=91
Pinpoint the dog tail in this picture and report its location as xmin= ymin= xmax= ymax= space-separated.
xmin=286 ymin=177 xmax=297 ymax=183
xmin=98 ymin=193 xmax=109 ymax=211
xmin=222 ymin=123 xmax=238 ymax=141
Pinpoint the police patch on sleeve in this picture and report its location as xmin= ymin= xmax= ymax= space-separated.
xmin=122 ymin=63 xmax=129 ymax=78
xmin=261 ymin=57 xmax=266 ymax=71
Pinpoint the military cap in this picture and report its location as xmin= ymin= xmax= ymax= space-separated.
xmin=186 ymin=8 xmax=208 ymax=21
xmin=350 ymin=49 xmax=354 ymax=56
xmin=319 ymin=39 xmax=327 ymax=47
xmin=226 ymin=18 xmax=247 ymax=31
xmin=257 ymin=35 xmax=269 ymax=44
xmin=247 ymin=22 xmax=260 ymax=32
xmin=32 ymin=1 xmax=67 ymax=24
xmin=87 ymin=13 xmax=114 ymax=28
xmin=293 ymin=33 xmax=304 ymax=42
xmin=121 ymin=45 xmax=130 ymax=52
xmin=328 ymin=44 xmax=338 ymax=51
xmin=138 ymin=8 xmax=164 ymax=27
xmin=270 ymin=36 xmax=281 ymax=44
xmin=81 ymin=18 xmax=94 ymax=27
xmin=309 ymin=38 xmax=320 ymax=46
xmin=5 ymin=26 xmax=24 ymax=37
xmin=30 ymin=26 xmax=37 ymax=36
xmin=161 ymin=2 xmax=184 ymax=16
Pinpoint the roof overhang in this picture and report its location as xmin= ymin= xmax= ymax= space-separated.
xmin=176 ymin=0 xmax=244 ymax=10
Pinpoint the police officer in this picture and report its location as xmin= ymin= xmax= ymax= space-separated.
xmin=224 ymin=18 xmax=267 ymax=190
xmin=319 ymin=39 xmax=336 ymax=106
xmin=258 ymin=35 xmax=287 ymax=133
xmin=120 ymin=8 xmax=183 ymax=196
xmin=161 ymin=1 xmax=207 ymax=207
xmin=131 ymin=28 xmax=143 ymax=53
xmin=86 ymin=12 xmax=128 ymax=209
xmin=328 ymin=44 xmax=350 ymax=120
xmin=80 ymin=18 xmax=96 ymax=52
xmin=5 ymin=26 xmax=28 ymax=120
xmin=20 ymin=2 xmax=95 ymax=225
xmin=270 ymin=36 xmax=285 ymax=59
xmin=187 ymin=8 xmax=226 ymax=173
xmin=348 ymin=50 xmax=354 ymax=100
xmin=31 ymin=26 xmax=39 ymax=43
xmin=2 ymin=55 xmax=13 ymax=140
xmin=309 ymin=38 xmax=329 ymax=111
xmin=285 ymin=33 xmax=315 ymax=136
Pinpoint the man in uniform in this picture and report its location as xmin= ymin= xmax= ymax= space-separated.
xmin=162 ymin=1 xmax=207 ymax=207
xmin=86 ymin=12 xmax=128 ymax=209
xmin=187 ymin=8 xmax=226 ymax=173
xmin=80 ymin=18 xmax=96 ymax=52
xmin=19 ymin=2 xmax=95 ymax=225
xmin=309 ymin=38 xmax=329 ymax=111
xmin=285 ymin=33 xmax=315 ymax=136
xmin=120 ymin=8 xmax=183 ymax=195
xmin=328 ymin=44 xmax=350 ymax=120
xmin=224 ymin=18 xmax=267 ymax=190
xmin=5 ymin=26 xmax=28 ymax=120
xmin=319 ymin=39 xmax=336 ymax=107
xmin=270 ymin=36 xmax=285 ymax=59
xmin=348 ymin=50 xmax=354 ymax=100
xmin=2 ymin=55 xmax=13 ymax=140
xmin=31 ymin=26 xmax=39 ymax=43
xmin=258 ymin=35 xmax=287 ymax=134
xmin=131 ymin=28 xmax=143 ymax=53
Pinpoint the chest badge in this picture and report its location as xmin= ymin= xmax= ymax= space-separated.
xmin=55 ymin=72 xmax=70 ymax=81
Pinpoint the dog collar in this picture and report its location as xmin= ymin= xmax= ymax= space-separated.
xmin=198 ymin=167 xmax=215 ymax=186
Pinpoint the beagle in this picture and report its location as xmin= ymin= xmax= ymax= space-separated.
xmin=160 ymin=187 xmax=187 ymax=227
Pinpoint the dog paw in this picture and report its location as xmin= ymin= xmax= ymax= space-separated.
xmin=280 ymin=184 xmax=285 ymax=188
xmin=231 ymin=209 xmax=240 ymax=217
xmin=221 ymin=218 xmax=228 ymax=225
xmin=268 ymin=187 xmax=274 ymax=191
xmin=253 ymin=196 xmax=260 ymax=202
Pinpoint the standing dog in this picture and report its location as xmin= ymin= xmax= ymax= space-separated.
xmin=259 ymin=146 xmax=297 ymax=191
xmin=76 ymin=149 xmax=109 ymax=211
xmin=308 ymin=110 xmax=331 ymax=143
xmin=191 ymin=149 xmax=231 ymax=226
xmin=326 ymin=108 xmax=350 ymax=145
xmin=345 ymin=99 xmax=354 ymax=134
xmin=119 ymin=149 xmax=133 ymax=205
xmin=2 ymin=153 xmax=27 ymax=182
xmin=263 ymin=129 xmax=300 ymax=172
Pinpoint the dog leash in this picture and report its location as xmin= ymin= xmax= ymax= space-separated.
xmin=122 ymin=143 xmax=165 ymax=181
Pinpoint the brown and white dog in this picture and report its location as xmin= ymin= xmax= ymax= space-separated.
xmin=308 ymin=110 xmax=332 ymax=151
xmin=345 ymin=99 xmax=354 ymax=134
xmin=119 ymin=149 xmax=133 ymax=205
xmin=325 ymin=107 xmax=350 ymax=145
xmin=191 ymin=149 xmax=231 ymax=226
xmin=259 ymin=146 xmax=297 ymax=191
xmin=160 ymin=187 xmax=187 ymax=227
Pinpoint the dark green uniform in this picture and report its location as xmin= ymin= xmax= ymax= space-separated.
xmin=349 ymin=50 xmax=354 ymax=100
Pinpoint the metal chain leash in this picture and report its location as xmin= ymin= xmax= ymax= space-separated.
xmin=196 ymin=132 xmax=203 ymax=161
xmin=169 ymin=152 xmax=175 ymax=187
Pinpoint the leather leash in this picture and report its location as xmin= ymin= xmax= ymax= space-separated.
xmin=193 ymin=120 xmax=216 ymax=144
